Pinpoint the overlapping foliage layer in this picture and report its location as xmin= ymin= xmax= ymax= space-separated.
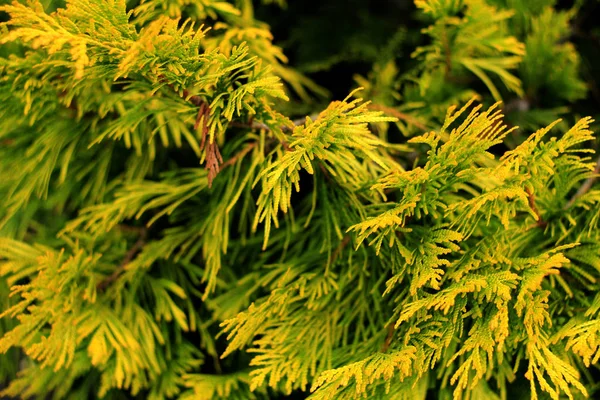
xmin=1 ymin=0 xmax=600 ymax=399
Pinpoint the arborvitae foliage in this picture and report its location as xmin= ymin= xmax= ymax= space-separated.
xmin=1 ymin=0 xmax=600 ymax=399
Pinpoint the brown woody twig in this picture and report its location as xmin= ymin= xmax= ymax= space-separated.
xmin=96 ymin=227 xmax=147 ymax=292
xmin=564 ymin=157 xmax=600 ymax=210
xmin=221 ymin=142 xmax=258 ymax=169
xmin=329 ymin=235 xmax=350 ymax=266
xmin=367 ymin=103 xmax=428 ymax=131
xmin=381 ymin=323 xmax=396 ymax=353
xmin=525 ymin=187 xmax=547 ymax=228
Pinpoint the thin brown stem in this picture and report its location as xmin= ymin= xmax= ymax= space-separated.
xmin=367 ymin=103 xmax=428 ymax=131
xmin=442 ymin=27 xmax=452 ymax=78
xmin=116 ymin=224 xmax=146 ymax=235
xmin=228 ymin=120 xmax=275 ymax=131
xmin=564 ymin=157 xmax=600 ymax=210
xmin=318 ymin=163 xmax=332 ymax=181
xmin=381 ymin=323 xmax=396 ymax=353
xmin=525 ymin=187 xmax=547 ymax=228
xmin=221 ymin=142 xmax=258 ymax=169
xmin=330 ymin=235 xmax=350 ymax=266
xmin=228 ymin=114 xmax=314 ymax=133
xmin=96 ymin=227 xmax=148 ymax=292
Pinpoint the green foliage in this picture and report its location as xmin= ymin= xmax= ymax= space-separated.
xmin=414 ymin=0 xmax=526 ymax=101
xmin=520 ymin=7 xmax=587 ymax=103
xmin=1 ymin=0 xmax=600 ymax=399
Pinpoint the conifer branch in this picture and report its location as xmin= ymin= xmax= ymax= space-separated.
xmin=159 ymin=73 xmax=308 ymax=137
xmin=158 ymin=76 xmax=298 ymax=181
xmin=96 ymin=227 xmax=148 ymax=292
xmin=564 ymin=156 xmax=600 ymax=210
xmin=367 ymin=103 xmax=428 ymax=131
xmin=158 ymin=76 xmax=225 ymax=186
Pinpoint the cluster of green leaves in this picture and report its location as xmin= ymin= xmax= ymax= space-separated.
xmin=1 ymin=0 xmax=600 ymax=400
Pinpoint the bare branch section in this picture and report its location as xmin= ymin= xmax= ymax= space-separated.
xmin=526 ymin=187 xmax=547 ymax=228
xmin=205 ymin=140 xmax=223 ymax=187
xmin=367 ymin=103 xmax=428 ymax=131
xmin=564 ymin=157 xmax=600 ymax=210
xmin=329 ymin=235 xmax=350 ymax=265
xmin=96 ymin=227 xmax=148 ymax=292
xmin=228 ymin=114 xmax=315 ymax=134
xmin=381 ymin=323 xmax=396 ymax=353
xmin=221 ymin=142 xmax=258 ymax=169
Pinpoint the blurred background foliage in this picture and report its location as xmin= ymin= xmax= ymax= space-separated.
xmin=256 ymin=0 xmax=600 ymax=146
xmin=3 ymin=0 xmax=598 ymax=145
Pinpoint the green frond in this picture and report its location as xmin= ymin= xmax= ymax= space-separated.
xmin=414 ymin=0 xmax=525 ymax=100
xmin=254 ymin=92 xmax=398 ymax=249
xmin=309 ymin=348 xmax=417 ymax=400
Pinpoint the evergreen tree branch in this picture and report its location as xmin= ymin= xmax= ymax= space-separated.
xmin=158 ymin=78 xmax=291 ymax=184
xmin=158 ymin=73 xmax=310 ymax=136
xmin=158 ymin=76 xmax=224 ymax=186
xmin=1 ymin=2 xmax=598 ymax=398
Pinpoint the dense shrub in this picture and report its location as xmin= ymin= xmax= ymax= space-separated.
xmin=1 ymin=1 xmax=600 ymax=399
